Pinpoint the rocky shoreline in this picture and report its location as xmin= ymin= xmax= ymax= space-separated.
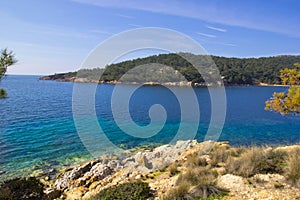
xmin=26 ymin=140 xmax=299 ymax=200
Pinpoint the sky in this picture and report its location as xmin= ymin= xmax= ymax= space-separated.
xmin=1 ymin=0 xmax=300 ymax=75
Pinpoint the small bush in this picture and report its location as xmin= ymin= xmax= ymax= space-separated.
xmin=285 ymin=148 xmax=300 ymax=186
xmin=0 ymin=177 xmax=44 ymax=200
xmin=0 ymin=89 xmax=7 ymax=99
xmin=90 ymin=181 xmax=151 ymax=200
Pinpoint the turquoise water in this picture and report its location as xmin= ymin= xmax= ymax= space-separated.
xmin=0 ymin=75 xmax=299 ymax=180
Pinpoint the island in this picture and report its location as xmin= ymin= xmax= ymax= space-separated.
xmin=39 ymin=53 xmax=300 ymax=86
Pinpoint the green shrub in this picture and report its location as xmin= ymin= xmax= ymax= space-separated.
xmin=0 ymin=177 xmax=44 ymax=200
xmin=90 ymin=182 xmax=151 ymax=200
xmin=0 ymin=88 xmax=7 ymax=99
xmin=0 ymin=177 xmax=61 ymax=200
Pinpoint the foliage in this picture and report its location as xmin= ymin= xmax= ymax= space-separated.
xmin=90 ymin=182 xmax=151 ymax=200
xmin=0 ymin=177 xmax=43 ymax=200
xmin=0 ymin=48 xmax=17 ymax=98
xmin=0 ymin=177 xmax=61 ymax=200
xmin=43 ymin=53 xmax=300 ymax=85
xmin=0 ymin=48 xmax=17 ymax=81
xmin=0 ymin=88 xmax=7 ymax=98
xmin=265 ymin=63 xmax=300 ymax=114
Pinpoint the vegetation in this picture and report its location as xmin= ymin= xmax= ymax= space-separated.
xmin=41 ymin=53 xmax=300 ymax=85
xmin=265 ymin=63 xmax=300 ymax=114
xmin=0 ymin=177 xmax=61 ymax=200
xmin=90 ymin=182 xmax=151 ymax=200
xmin=163 ymin=143 xmax=300 ymax=199
xmin=0 ymin=88 xmax=7 ymax=98
xmin=0 ymin=48 xmax=17 ymax=98
xmin=162 ymin=149 xmax=228 ymax=200
xmin=225 ymin=146 xmax=286 ymax=177
xmin=286 ymin=147 xmax=300 ymax=186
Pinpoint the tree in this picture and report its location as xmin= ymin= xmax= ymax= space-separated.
xmin=265 ymin=63 xmax=300 ymax=115
xmin=0 ymin=48 xmax=17 ymax=98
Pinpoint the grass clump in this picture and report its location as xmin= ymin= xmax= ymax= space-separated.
xmin=90 ymin=181 xmax=151 ymax=200
xmin=185 ymin=153 xmax=208 ymax=168
xmin=226 ymin=146 xmax=285 ymax=177
xmin=169 ymin=162 xmax=180 ymax=176
xmin=285 ymin=147 xmax=300 ymax=186
xmin=163 ymin=167 xmax=227 ymax=200
xmin=209 ymin=145 xmax=230 ymax=167
xmin=161 ymin=181 xmax=190 ymax=200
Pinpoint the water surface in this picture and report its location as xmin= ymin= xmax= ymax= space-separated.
xmin=0 ymin=75 xmax=299 ymax=180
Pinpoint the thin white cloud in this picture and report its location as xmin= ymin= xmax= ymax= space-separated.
xmin=89 ymin=29 xmax=112 ymax=35
xmin=221 ymin=43 xmax=236 ymax=47
xmin=206 ymin=25 xmax=227 ymax=32
xmin=197 ymin=32 xmax=216 ymax=38
xmin=128 ymin=23 xmax=143 ymax=28
xmin=114 ymin=13 xmax=134 ymax=19
xmin=72 ymin=0 xmax=300 ymax=37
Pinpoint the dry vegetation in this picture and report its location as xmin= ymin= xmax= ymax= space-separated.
xmin=2 ymin=142 xmax=299 ymax=200
xmin=160 ymin=143 xmax=300 ymax=200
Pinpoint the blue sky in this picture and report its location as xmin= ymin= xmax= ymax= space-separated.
xmin=1 ymin=0 xmax=300 ymax=75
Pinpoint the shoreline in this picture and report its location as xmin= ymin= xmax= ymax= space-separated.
xmin=1 ymin=140 xmax=299 ymax=199
xmin=14 ymin=140 xmax=300 ymax=199
xmin=2 ymin=139 xmax=299 ymax=183
xmin=38 ymin=77 xmax=289 ymax=87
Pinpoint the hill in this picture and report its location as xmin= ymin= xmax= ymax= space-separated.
xmin=39 ymin=53 xmax=300 ymax=86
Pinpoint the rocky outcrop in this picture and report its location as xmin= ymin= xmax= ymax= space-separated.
xmin=50 ymin=140 xmax=201 ymax=199
xmin=40 ymin=140 xmax=300 ymax=200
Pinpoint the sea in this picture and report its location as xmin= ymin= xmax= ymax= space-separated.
xmin=0 ymin=75 xmax=299 ymax=180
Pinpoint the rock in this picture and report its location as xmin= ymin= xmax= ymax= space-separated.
xmin=217 ymin=174 xmax=248 ymax=192
xmin=88 ymin=163 xmax=113 ymax=182
xmin=135 ymin=174 xmax=142 ymax=180
xmin=67 ymin=186 xmax=87 ymax=200
xmin=54 ymin=162 xmax=94 ymax=190
xmin=134 ymin=152 xmax=152 ymax=169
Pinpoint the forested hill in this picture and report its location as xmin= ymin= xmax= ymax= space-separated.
xmin=40 ymin=53 xmax=300 ymax=85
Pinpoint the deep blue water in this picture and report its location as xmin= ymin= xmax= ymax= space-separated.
xmin=0 ymin=75 xmax=299 ymax=180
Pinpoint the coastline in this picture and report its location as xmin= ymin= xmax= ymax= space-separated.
xmin=14 ymin=140 xmax=299 ymax=200
xmin=39 ymin=76 xmax=288 ymax=87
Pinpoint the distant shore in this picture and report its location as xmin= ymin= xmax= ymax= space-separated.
xmin=39 ymin=75 xmax=288 ymax=87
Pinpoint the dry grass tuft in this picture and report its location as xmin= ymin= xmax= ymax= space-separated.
xmin=169 ymin=162 xmax=179 ymax=176
xmin=185 ymin=153 xmax=208 ymax=168
xmin=161 ymin=181 xmax=190 ymax=200
xmin=285 ymin=147 xmax=300 ymax=187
